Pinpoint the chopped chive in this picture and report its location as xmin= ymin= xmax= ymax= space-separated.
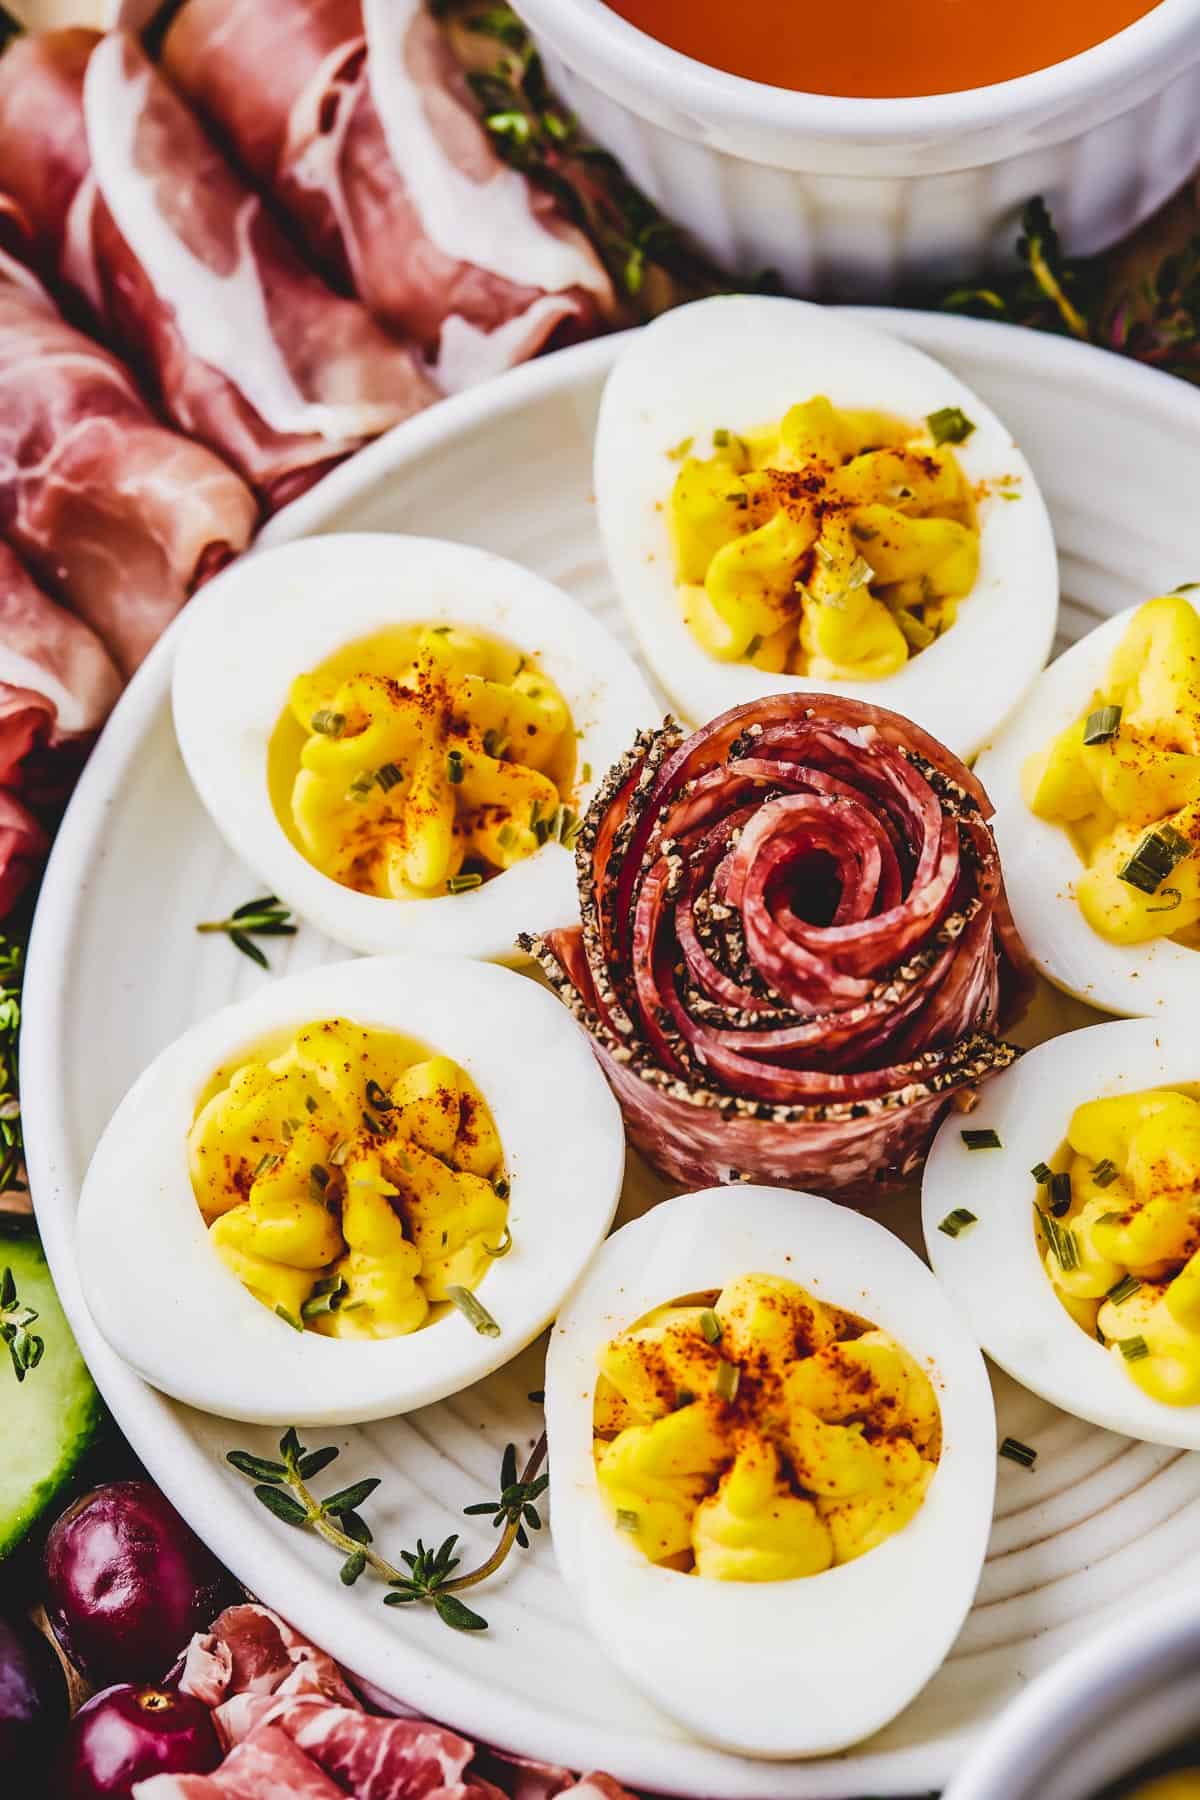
xmin=616 ymin=1508 xmax=641 ymax=1532
xmin=1091 ymin=1159 xmax=1120 ymax=1188
xmin=999 ymin=1436 xmax=1037 ymax=1469
xmin=895 ymin=608 xmax=935 ymax=652
xmin=581 ymin=762 xmax=592 ymax=783
xmin=744 ymin=634 xmax=763 ymax=658
xmin=1148 ymin=887 xmax=1183 ymax=914
xmin=714 ymin=1359 xmax=740 ymax=1402
xmin=961 ymin=1128 xmax=1002 ymax=1150
xmin=1105 ymin=1274 xmax=1141 ymax=1305
xmin=1118 ymin=1335 xmax=1150 ymax=1362
xmin=329 ymin=1139 xmax=350 ymax=1167
xmin=938 ymin=1207 xmax=978 ymax=1238
xmin=347 ymin=771 xmax=375 ymax=802
xmin=254 ymin=1152 xmax=282 ymax=1178
xmin=310 ymin=708 xmax=346 ymax=738
xmin=557 ymin=807 xmax=581 ymax=850
xmin=1097 ymin=1209 xmax=1126 ymax=1228
xmin=497 ymin=823 xmax=517 ymax=851
xmin=1118 ymin=825 xmax=1192 ymax=895
xmin=1083 ymin=705 xmax=1122 ymax=746
xmin=483 ymin=1227 xmax=513 ymax=1259
xmin=926 ymin=406 xmax=976 ymax=446
xmin=1038 ymin=1207 xmax=1080 ymax=1273
xmin=302 ymin=1276 xmax=348 ymax=1320
xmin=309 ymin=1163 xmax=330 ymax=1200
xmin=361 ymin=1110 xmax=385 ymax=1138
xmin=493 ymin=1176 xmax=510 ymax=1200
xmin=365 ymin=1079 xmax=394 ymax=1113
xmin=725 ymin=490 xmax=750 ymax=511
xmin=305 ymin=1094 xmax=319 ymax=1114
xmin=675 ymin=1388 xmax=695 ymax=1410
xmin=482 ymin=729 xmax=510 ymax=760
xmin=447 ymin=1286 xmax=501 ymax=1337
xmin=280 ymin=1119 xmax=296 ymax=1142
xmin=712 ymin=427 xmax=730 ymax=447
xmin=699 ymin=1307 xmax=722 ymax=1344
xmin=375 ymin=762 xmax=402 ymax=792
xmin=447 ymin=872 xmax=483 ymax=894
xmin=1049 ymin=1171 xmax=1072 ymax=1218
xmin=275 ymin=1305 xmax=304 ymax=1333
xmin=446 ymin=749 xmax=465 ymax=786
xmin=1031 ymin=1161 xmax=1054 ymax=1184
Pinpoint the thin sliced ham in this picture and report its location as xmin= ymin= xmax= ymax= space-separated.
xmin=0 ymin=29 xmax=438 ymax=510
xmin=160 ymin=0 xmax=614 ymax=389
xmin=523 ymin=694 xmax=1034 ymax=1199
xmin=0 ymin=247 xmax=256 ymax=675
xmin=0 ymin=538 xmax=119 ymax=773
xmin=0 ymin=786 xmax=46 ymax=920
xmin=156 ymin=1606 xmax=640 ymax=1800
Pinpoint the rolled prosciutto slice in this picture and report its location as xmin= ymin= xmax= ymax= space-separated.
xmin=523 ymin=694 xmax=1033 ymax=1199
xmin=0 ymin=246 xmax=257 ymax=675
xmin=160 ymin=0 xmax=614 ymax=391
xmin=0 ymin=29 xmax=438 ymax=510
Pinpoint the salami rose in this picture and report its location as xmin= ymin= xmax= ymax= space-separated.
xmin=523 ymin=693 xmax=1033 ymax=1199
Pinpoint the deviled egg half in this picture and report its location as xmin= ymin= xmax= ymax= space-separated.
xmin=976 ymin=593 xmax=1200 ymax=1016
xmin=172 ymin=533 xmax=659 ymax=961
xmin=545 ymin=1185 xmax=995 ymax=1758
xmin=76 ymin=954 xmax=624 ymax=1425
xmin=923 ymin=1016 xmax=1200 ymax=1450
xmin=594 ymin=294 xmax=1058 ymax=760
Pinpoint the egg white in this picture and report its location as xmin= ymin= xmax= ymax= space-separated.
xmin=975 ymin=601 xmax=1200 ymax=1017
xmin=171 ymin=533 xmax=660 ymax=962
xmin=593 ymin=294 xmax=1058 ymax=762
xmin=76 ymin=954 xmax=625 ymax=1426
xmin=923 ymin=1016 xmax=1200 ymax=1450
xmin=544 ymin=1185 xmax=995 ymax=1759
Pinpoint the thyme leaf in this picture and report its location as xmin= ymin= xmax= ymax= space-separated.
xmin=0 ymin=1262 xmax=42 ymax=1383
xmin=197 ymin=896 xmax=297 ymax=970
xmin=227 ymin=1427 xmax=548 ymax=1631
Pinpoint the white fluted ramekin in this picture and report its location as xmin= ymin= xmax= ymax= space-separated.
xmin=515 ymin=0 xmax=1200 ymax=294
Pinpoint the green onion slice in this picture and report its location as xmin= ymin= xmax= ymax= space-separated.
xmin=447 ymin=872 xmax=483 ymax=894
xmin=447 ymin=1286 xmax=501 ymax=1337
xmin=999 ymin=1436 xmax=1038 ymax=1469
xmin=699 ymin=1308 xmax=723 ymax=1344
xmin=375 ymin=762 xmax=402 ymax=792
xmin=483 ymin=1227 xmax=513 ymax=1260
xmin=274 ymin=1305 xmax=304 ymax=1333
xmin=714 ymin=1359 xmax=740 ymax=1402
xmin=1118 ymin=825 xmax=1192 ymax=895
xmin=254 ymin=1152 xmax=282 ymax=1178
xmin=1091 ymin=1159 xmax=1120 ymax=1188
xmin=1105 ymin=1274 xmax=1141 ymax=1305
xmin=961 ymin=1128 xmax=1002 ymax=1150
xmin=309 ymin=708 xmax=345 ymax=738
xmin=1082 ymin=705 xmax=1122 ymax=746
xmin=1038 ymin=1207 xmax=1080 ymax=1273
xmin=926 ymin=406 xmax=976 ymax=446
xmin=616 ymin=1508 xmax=641 ymax=1532
xmin=938 ymin=1208 xmax=978 ymax=1238
xmin=446 ymin=750 xmax=465 ymax=785
xmin=1031 ymin=1161 xmax=1053 ymax=1185
xmin=1049 ymin=1170 xmax=1073 ymax=1218
xmin=1118 ymin=1335 xmax=1150 ymax=1362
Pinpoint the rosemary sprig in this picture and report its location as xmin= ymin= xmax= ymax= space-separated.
xmin=197 ymin=896 xmax=297 ymax=970
xmin=0 ymin=936 xmax=25 ymax=1193
xmin=0 ymin=1263 xmax=43 ymax=1383
xmin=228 ymin=1427 xmax=548 ymax=1631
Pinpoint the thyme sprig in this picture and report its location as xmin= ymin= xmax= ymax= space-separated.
xmin=0 ymin=936 xmax=25 ymax=1193
xmin=0 ymin=1263 xmax=43 ymax=1383
xmin=197 ymin=895 xmax=297 ymax=970
xmin=228 ymin=1426 xmax=548 ymax=1632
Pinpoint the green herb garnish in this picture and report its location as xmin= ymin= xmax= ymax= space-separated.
xmin=1031 ymin=1161 xmax=1053 ymax=1184
xmin=1049 ymin=1171 xmax=1072 ymax=1218
xmin=1105 ymin=1274 xmax=1142 ymax=1305
xmin=1148 ymin=888 xmax=1184 ymax=914
xmin=1118 ymin=825 xmax=1192 ymax=895
xmin=365 ymin=1079 xmax=394 ymax=1113
xmin=999 ymin=1436 xmax=1038 ymax=1469
xmin=938 ymin=1208 xmax=978 ymax=1238
xmin=1118 ymin=1335 xmax=1150 ymax=1362
xmin=1083 ymin=705 xmax=1122 ymax=745
xmin=1091 ymin=1159 xmax=1120 ymax=1187
xmin=0 ymin=936 xmax=26 ymax=1194
xmin=1038 ymin=1207 xmax=1080 ymax=1272
xmin=229 ymin=1427 xmax=546 ymax=1632
xmin=0 ymin=1265 xmax=43 ymax=1384
xmin=926 ymin=406 xmax=976 ymax=446
xmin=482 ymin=730 xmax=509 ymax=760
xmin=666 ymin=436 xmax=694 ymax=461
xmin=961 ymin=1128 xmax=1002 ymax=1150
xmin=375 ymin=762 xmax=403 ymax=792
xmin=275 ymin=1305 xmax=304 ymax=1333
xmin=197 ymin=895 xmax=297 ymax=970
xmin=447 ymin=749 xmax=465 ymax=785
xmin=447 ymin=1285 xmax=501 ymax=1336
xmin=714 ymin=1359 xmax=740 ymax=1402
xmin=615 ymin=1508 xmax=640 ymax=1533
xmin=483 ymin=1226 xmax=513 ymax=1259
xmin=699 ymin=1307 xmax=722 ymax=1344
xmin=447 ymin=872 xmax=483 ymax=894
xmin=309 ymin=708 xmax=346 ymax=738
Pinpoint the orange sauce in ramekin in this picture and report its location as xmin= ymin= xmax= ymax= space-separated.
xmin=603 ymin=0 xmax=1164 ymax=98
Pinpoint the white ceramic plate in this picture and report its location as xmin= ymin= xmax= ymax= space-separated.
xmin=23 ymin=316 xmax=1200 ymax=1799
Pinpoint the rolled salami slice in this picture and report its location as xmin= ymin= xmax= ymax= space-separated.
xmin=160 ymin=0 xmax=614 ymax=390
xmin=0 ymin=242 xmax=256 ymax=675
xmin=0 ymin=29 xmax=438 ymax=510
xmin=524 ymin=693 xmax=1033 ymax=1199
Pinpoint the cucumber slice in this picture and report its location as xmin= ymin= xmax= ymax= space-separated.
xmin=0 ymin=1220 xmax=102 ymax=1558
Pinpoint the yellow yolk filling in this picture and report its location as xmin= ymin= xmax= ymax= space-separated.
xmin=1024 ymin=594 xmax=1200 ymax=944
xmin=1038 ymin=1086 xmax=1200 ymax=1405
xmin=188 ymin=1017 xmax=508 ymax=1336
xmin=592 ymin=1273 xmax=941 ymax=1580
xmin=1122 ymin=1778 xmax=1200 ymax=1800
xmin=668 ymin=397 xmax=980 ymax=682
xmin=269 ymin=624 xmax=576 ymax=900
